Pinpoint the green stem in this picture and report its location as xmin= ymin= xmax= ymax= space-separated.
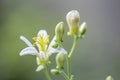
xmin=44 ymin=65 xmax=52 ymax=80
xmin=66 ymin=56 xmax=71 ymax=79
xmin=66 ymin=36 xmax=78 ymax=80
xmin=68 ymin=36 xmax=78 ymax=58
xmin=60 ymin=70 xmax=69 ymax=80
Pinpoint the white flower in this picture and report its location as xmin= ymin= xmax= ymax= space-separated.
xmin=19 ymin=30 xmax=67 ymax=71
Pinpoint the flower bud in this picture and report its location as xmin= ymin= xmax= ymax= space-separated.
xmin=106 ymin=76 xmax=114 ymax=80
xmin=52 ymin=43 xmax=58 ymax=48
xmin=79 ymin=22 xmax=87 ymax=36
xmin=56 ymin=52 xmax=65 ymax=69
xmin=66 ymin=10 xmax=80 ymax=35
xmin=55 ymin=22 xmax=64 ymax=42
xmin=50 ymin=69 xmax=60 ymax=75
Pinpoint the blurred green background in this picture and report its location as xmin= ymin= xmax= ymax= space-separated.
xmin=0 ymin=0 xmax=120 ymax=80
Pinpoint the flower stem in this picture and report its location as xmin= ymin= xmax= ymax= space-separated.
xmin=67 ymin=36 xmax=78 ymax=80
xmin=66 ymin=56 xmax=71 ymax=79
xmin=68 ymin=36 xmax=78 ymax=58
xmin=60 ymin=70 xmax=69 ymax=80
xmin=44 ymin=65 xmax=52 ymax=80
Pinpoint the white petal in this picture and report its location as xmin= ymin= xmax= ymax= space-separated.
xmin=36 ymin=65 xmax=44 ymax=72
xmin=36 ymin=57 xmax=41 ymax=65
xmin=20 ymin=36 xmax=33 ymax=47
xmin=58 ymin=48 xmax=67 ymax=54
xmin=37 ymin=30 xmax=48 ymax=37
xmin=19 ymin=47 xmax=38 ymax=56
xmin=47 ymin=36 xmax=67 ymax=55
xmin=47 ymin=36 xmax=56 ymax=50
xmin=39 ymin=51 xmax=45 ymax=58
xmin=48 ymin=47 xmax=67 ymax=56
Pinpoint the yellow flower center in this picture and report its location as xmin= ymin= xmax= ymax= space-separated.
xmin=32 ymin=34 xmax=50 ymax=52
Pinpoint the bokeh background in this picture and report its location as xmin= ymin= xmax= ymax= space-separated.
xmin=0 ymin=0 xmax=120 ymax=80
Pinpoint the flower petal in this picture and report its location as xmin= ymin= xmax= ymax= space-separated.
xmin=36 ymin=57 xmax=41 ymax=65
xmin=47 ymin=36 xmax=56 ymax=50
xmin=47 ymin=36 xmax=67 ymax=55
xmin=20 ymin=36 xmax=33 ymax=47
xmin=58 ymin=48 xmax=67 ymax=54
xmin=37 ymin=30 xmax=48 ymax=37
xmin=19 ymin=47 xmax=38 ymax=56
xmin=48 ymin=47 xmax=67 ymax=56
xmin=39 ymin=51 xmax=45 ymax=58
xmin=36 ymin=65 xmax=44 ymax=72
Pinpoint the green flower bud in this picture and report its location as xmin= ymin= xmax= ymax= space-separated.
xmin=50 ymin=69 xmax=60 ymax=75
xmin=56 ymin=52 xmax=65 ymax=69
xmin=66 ymin=10 xmax=80 ymax=36
xmin=52 ymin=43 xmax=58 ymax=48
xmin=106 ymin=76 xmax=114 ymax=80
xmin=79 ymin=22 xmax=87 ymax=36
xmin=55 ymin=22 xmax=64 ymax=42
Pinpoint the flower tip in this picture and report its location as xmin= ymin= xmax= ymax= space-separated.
xmin=66 ymin=10 xmax=80 ymax=36
xmin=19 ymin=49 xmax=24 ymax=56
xmin=19 ymin=51 xmax=25 ymax=56
xmin=20 ymin=36 xmax=24 ymax=40
xmin=36 ymin=65 xmax=44 ymax=72
xmin=37 ymin=30 xmax=47 ymax=36
xmin=106 ymin=76 xmax=114 ymax=80
xmin=66 ymin=10 xmax=80 ymax=23
xmin=19 ymin=53 xmax=23 ymax=56
xmin=20 ymin=35 xmax=33 ymax=47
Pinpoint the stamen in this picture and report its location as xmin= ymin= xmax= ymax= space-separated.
xmin=32 ymin=34 xmax=50 ymax=52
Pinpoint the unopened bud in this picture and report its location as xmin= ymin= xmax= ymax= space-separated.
xmin=66 ymin=10 xmax=80 ymax=36
xmin=79 ymin=22 xmax=87 ymax=36
xmin=52 ymin=43 xmax=58 ymax=48
xmin=56 ymin=52 xmax=65 ymax=69
xmin=55 ymin=22 xmax=64 ymax=42
xmin=106 ymin=76 xmax=114 ymax=80
xmin=51 ymin=69 xmax=59 ymax=75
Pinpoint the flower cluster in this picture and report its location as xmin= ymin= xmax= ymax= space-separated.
xmin=19 ymin=10 xmax=87 ymax=80
xmin=19 ymin=10 xmax=113 ymax=80
xmin=20 ymin=30 xmax=67 ymax=71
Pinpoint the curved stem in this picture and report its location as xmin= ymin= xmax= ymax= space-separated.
xmin=43 ymin=65 xmax=52 ymax=80
xmin=68 ymin=36 xmax=78 ymax=58
xmin=67 ymin=36 xmax=78 ymax=80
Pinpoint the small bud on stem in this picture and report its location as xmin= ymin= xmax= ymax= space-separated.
xmin=51 ymin=69 xmax=60 ymax=75
xmin=79 ymin=22 xmax=87 ymax=36
xmin=56 ymin=52 xmax=65 ymax=69
xmin=55 ymin=22 xmax=64 ymax=42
